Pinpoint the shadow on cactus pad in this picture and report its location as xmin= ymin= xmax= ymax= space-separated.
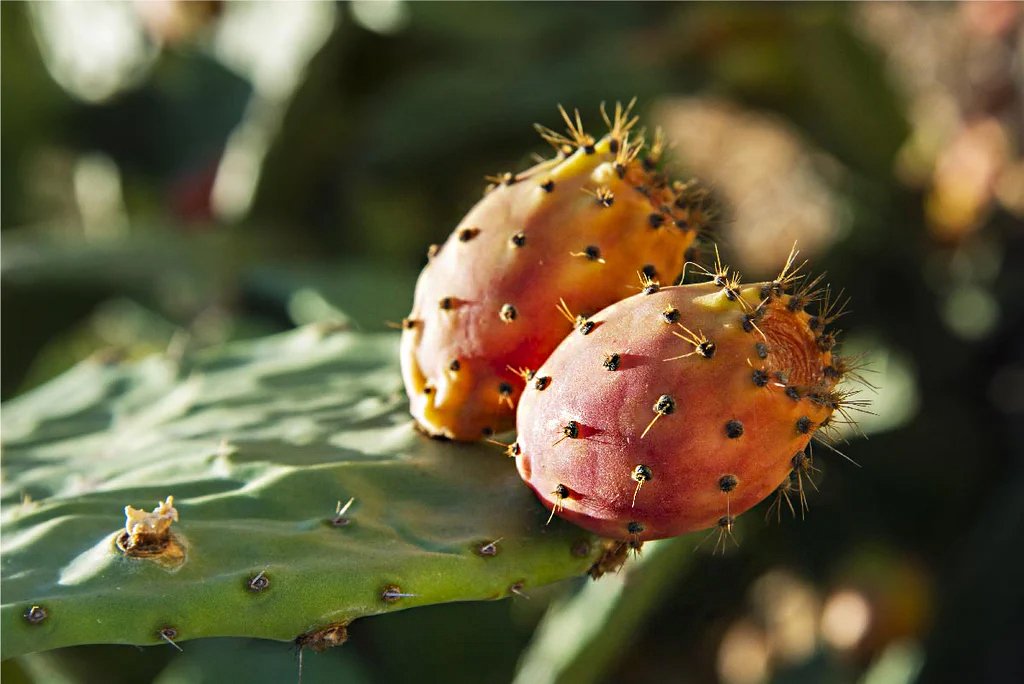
xmin=0 ymin=326 xmax=602 ymax=659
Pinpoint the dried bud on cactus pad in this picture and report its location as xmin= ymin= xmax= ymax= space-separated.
xmin=116 ymin=495 xmax=186 ymax=568
xmin=402 ymin=100 xmax=709 ymax=440
xmin=515 ymin=251 xmax=859 ymax=541
xmin=118 ymin=496 xmax=178 ymax=553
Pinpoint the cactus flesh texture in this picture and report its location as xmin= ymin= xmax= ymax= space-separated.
xmin=0 ymin=327 xmax=603 ymax=659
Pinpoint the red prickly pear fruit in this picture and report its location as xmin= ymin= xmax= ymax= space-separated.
xmin=515 ymin=251 xmax=855 ymax=541
xmin=401 ymin=100 xmax=709 ymax=440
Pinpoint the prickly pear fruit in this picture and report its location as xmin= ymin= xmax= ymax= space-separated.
xmin=515 ymin=252 xmax=857 ymax=541
xmin=401 ymin=101 xmax=709 ymax=440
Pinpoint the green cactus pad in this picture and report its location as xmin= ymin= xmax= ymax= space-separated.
xmin=0 ymin=326 xmax=601 ymax=659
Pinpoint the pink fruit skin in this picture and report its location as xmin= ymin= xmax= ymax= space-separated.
xmin=515 ymin=281 xmax=838 ymax=541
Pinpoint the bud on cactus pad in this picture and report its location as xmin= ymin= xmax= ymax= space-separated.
xmin=401 ymin=100 xmax=710 ymax=440
xmin=515 ymin=251 xmax=861 ymax=541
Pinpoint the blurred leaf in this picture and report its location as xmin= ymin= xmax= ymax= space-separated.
xmin=514 ymin=537 xmax=695 ymax=684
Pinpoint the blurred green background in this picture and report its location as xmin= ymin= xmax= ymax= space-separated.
xmin=2 ymin=2 xmax=1022 ymax=683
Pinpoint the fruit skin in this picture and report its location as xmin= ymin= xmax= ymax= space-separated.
xmin=401 ymin=103 xmax=707 ymax=441
xmin=515 ymin=275 xmax=845 ymax=541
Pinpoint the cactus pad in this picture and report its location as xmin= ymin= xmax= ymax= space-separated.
xmin=0 ymin=326 xmax=602 ymax=659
